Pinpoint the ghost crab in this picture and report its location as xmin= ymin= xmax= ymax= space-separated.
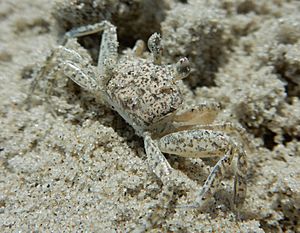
xmin=34 ymin=21 xmax=248 ymax=213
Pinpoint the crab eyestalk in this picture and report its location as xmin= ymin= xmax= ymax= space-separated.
xmin=133 ymin=39 xmax=146 ymax=57
xmin=148 ymin=32 xmax=163 ymax=65
xmin=174 ymin=57 xmax=190 ymax=81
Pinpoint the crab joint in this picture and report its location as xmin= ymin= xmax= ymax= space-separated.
xmin=148 ymin=32 xmax=163 ymax=65
xmin=174 ymin=57 xmax=190 ymax=80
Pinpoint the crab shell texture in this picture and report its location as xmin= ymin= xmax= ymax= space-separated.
xmin=106 ymin=56 xmax=183 ymax=137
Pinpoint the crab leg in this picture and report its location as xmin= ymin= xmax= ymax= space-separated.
xmin=64 ymin=20 xmax=118 ymax=79
xmin=171 ymin=103 xmax=252 ymax=150
xmin=26 ymin=42 xmax=99 ymax=111
xmin=157 ymin=129 xmax=247 ymax=209
xmin=144 ymin=133 xmax=173 ymax=183
xmin=39 ymin=45 xmax=99 ymax=92
xmin=173 ymin=123 xmax=251 ymax=151
xmin=55 ymin=46 xmax=99 ymax=91
xmin=196 ymin=123 xmax=251 ymax=153
xmin=139 ymin=133 xmax=177 ymax=232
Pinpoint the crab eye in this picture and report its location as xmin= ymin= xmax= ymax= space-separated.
xmin=148 ymin=33 xmax=163 ymax=65
xmin=174 ymin=57 xmax=190 ymax=80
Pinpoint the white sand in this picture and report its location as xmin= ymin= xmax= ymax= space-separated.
xmin=0 ymin=0 xmax=299 ymax=232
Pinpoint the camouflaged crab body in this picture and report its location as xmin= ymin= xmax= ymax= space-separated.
xmin=32 ymin=21 xmax=248 ymax=231
xmin=105 ymin=57 xmax=183 ymax=137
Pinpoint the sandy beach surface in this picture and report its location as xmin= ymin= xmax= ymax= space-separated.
xmin=0 ymin=0 xmax=299 ymax=232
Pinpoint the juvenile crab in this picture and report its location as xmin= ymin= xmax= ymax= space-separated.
xmin=33 ymin=21 xmax=248 ymax=213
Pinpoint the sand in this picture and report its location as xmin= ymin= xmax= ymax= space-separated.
xmin=0 ymin=0 xmax=299 ymax=232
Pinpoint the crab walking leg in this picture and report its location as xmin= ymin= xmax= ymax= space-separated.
xmin=195 ymin=123 xmax=252 ymax=152
xmin=157 ymin=130 xmax=247 ymax=209
xmin=27 ymin=45 xmax=90 ymax=109
xmin=144 ymin=133 xmax=173 ymax=183
xmin=234 ymin=147 xmax=247 ymax=210
xmin=49 ymin=46 xmax=99 ymax=91
xmin=97 ymin=21 xmax=118 ymax=74
xmin=62 ymin=61 xmax=99 ymax=91
xmin=39 ymin=45 xmax=99 ymax=92
xmin=26 ymin=48 xmax=59 ymax=108
xmin=64 ymin=20 xmax=118 ymax=78
xmin=173 ymin=104 xmax=252 ymax=150
xmin=137 ymin=134 xmax=176 ymax=232
xmin=132 ymin=184 xmax=174 ymax=233
xmin=172 ymin=122 xmax=252 ymax=152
